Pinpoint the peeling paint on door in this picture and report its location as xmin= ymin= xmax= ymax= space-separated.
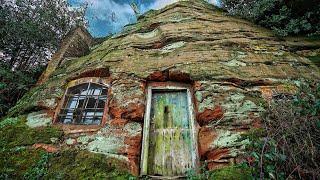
xmin=141 ymin=84 xmax=199 ymax=177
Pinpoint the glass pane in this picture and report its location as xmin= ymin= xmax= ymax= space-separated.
xmin=66 ymin=96 xmax=79 ymax=109
xmin=83 ymin=110 xmax=95 ymax=125
xmin=102 ymin=87 xmax=108 ymax=95
xmin=95 ymin=110 xmax=104 ymax=117
xmin=93 ymin=109 xmax=103 ymax=125
xmin=97 ymin=98 xmax=106 ymax=108
xmin=72 ymin=109 xmax=83 ymax=124
xmin=88 ymin=84 xmax=107 ymax=96
xmin=77 ymin=96 xmax=86 ymax=109
xmin=87 ymin=83 xmax=97 ymax=95
xmin=96 ymin=109 xmax=103 ymax=113
xmin=83 ymin=117 xmax=94 ymax=125
xmin=93 ymin=88 xmax=101 ymax=95
xmin=92 ymin=117 xmax=102 ymax=125
xmin=69 ymin=84 xmax=89 ymax=95
xmin=59 ymin=109 xmax=73 ymax=116
xmin=86 ymin=88 xmax=94 ymax=95
xmin=86 ymin=111 xmax=95 ymax=117
xmin=81 ymin=88 xmax=90 ymax=95
xmin=61 ymin=116 xmax=72 ymax=124
xmin=86 ymin=97 xmax=97 ymax=108
xmin=59 ymin=110 xmax=73 ymax=123
xmin=59 ymin=83 xmax=108 ymax=125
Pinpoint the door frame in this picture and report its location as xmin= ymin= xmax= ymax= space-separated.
xmin=140 ymin=82 xmax=199 ymax=176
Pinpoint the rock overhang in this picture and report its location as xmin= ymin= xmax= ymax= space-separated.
xmin=9 ymin=0 xmax=319 ymax=116
xmin=4 ymin=0 xmax=320 ymax=177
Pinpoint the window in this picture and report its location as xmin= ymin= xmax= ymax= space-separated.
xmin=58 ymin=82 xmax=108 ymax=125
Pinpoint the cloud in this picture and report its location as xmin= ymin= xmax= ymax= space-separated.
xmin=208 ymin=0 xmax=222 ymax=7
xmin=86 ymin=0 xmax=134 ymax=21
xmin=73 ymin=0 xmax=136 ymax=36
xmin=69 ymin=0 xmax=222 ymax=37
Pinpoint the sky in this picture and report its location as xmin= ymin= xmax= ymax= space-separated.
xmin=69 ymin=0 xmax=221 ymax=37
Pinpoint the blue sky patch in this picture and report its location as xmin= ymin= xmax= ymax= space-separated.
xmin=69 ymin=0 xmax=221 ymax=37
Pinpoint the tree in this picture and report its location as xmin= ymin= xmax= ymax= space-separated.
xmin=221 ymin=0 xmax=320 ymax=36
xmin=0 ymin=0 xmax=86 ymax=117
xmin=0 ymin=0 xmax=86 ymax=70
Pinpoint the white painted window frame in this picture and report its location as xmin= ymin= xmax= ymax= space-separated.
xmin=140 ymin=83 xmax=199 ymax=176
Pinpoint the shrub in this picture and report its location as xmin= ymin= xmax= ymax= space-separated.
xmin=221 ymin=0 xmax=320 ymax=36
xmin=0 ymin=62 xmax=44 ymax=118
xmin=246 ymin=82 xmax=320 ymax=179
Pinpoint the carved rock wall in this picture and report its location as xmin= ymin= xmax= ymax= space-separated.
xmin=7 ymin=0 xmax=320 ymax=176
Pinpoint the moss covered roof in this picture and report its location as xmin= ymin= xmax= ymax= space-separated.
xmin=9 ymin=0 xmax=320 ymax=116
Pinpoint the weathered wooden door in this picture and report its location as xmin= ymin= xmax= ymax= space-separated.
xmin=141 ymin=87 xmax=197 ymax=177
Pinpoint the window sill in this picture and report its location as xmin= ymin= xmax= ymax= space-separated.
xmin=53 ymin=124 xmax=103 ymax=134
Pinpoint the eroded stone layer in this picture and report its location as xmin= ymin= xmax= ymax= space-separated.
xmin=8 ymin=0 xmax=319 ymax=175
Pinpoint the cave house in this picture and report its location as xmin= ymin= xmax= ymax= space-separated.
xmin=7 ymin=0 xmax=320 ymax=178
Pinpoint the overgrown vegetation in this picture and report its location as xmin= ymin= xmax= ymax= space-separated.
xmin=221 ymin=0 xmax=320 ymax=36
xmin=0 ymin=0 xmax=86 ymax=118
xmin=1 ymin=148 xmax=134 ymax=179
xmin=0 ymin=0 xmax=86 ymax=70
xmin=186 ymin=163 xmax=252 ymax=180
xmin=0 ymin=62 xmax=44 ymax=117
xmin=0 ymin=116 xmax=63 ymax=149
xmin=246 ymin=82 xmax=320 ymax=179
xmin=0 ymin=116 xmax=134 ymax=179
xmin=185 ymin=82 xmax=319 ymax=180
xmin=45 ymin=150 xmax=134 ymax=179
xmin=0 ymin=148 xmax=45 ymax=179
xmin=0 ymin=116 xmax=62 ymax=178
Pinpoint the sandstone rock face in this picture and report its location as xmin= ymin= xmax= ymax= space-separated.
xmin=8 ymin=0 xmax=319 ymax=176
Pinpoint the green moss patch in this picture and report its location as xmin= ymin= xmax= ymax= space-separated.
xmin=186 ymin=165 xmax=252 ymax=180
xmin=0 ymin=116 xmax=63 ymax=149
xmin=209 ymin=165 xmax=252 ymax=180
xmin=0 ymin=116 xmax=63 ymax=178
xmin=308 ymin=55 xmax=320 ymax=67
xmin=240 ymin=128 xmax=266 ymax=142
xmin=0 ymin=147 xmax=45 ymax=178
xmin=0 ymin=117 xmax=20 ymax=128
xmin=0 ymin=149 xmax=134 ymax=179
xmin=45 ymin=150 xmax=133 ymax=179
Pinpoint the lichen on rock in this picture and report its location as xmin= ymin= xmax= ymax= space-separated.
xmin=26 ymin=111 xmax=52 ymax=128
xmin=4 ymin=0 xmax=320 ymax=177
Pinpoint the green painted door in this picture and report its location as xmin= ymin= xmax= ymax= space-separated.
xmin=147 ymin=90 xmax=194 ymax=176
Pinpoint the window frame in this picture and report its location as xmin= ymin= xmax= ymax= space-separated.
xmin=54 ymin=77 xmax=110 ymax=130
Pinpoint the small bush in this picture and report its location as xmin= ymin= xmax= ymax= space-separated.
xmin=246 ymin=82 xmax=320 ymax=179
xmin=0 ymin=62 xmax=44 ymax=118
xmin=221 ymin=0 xmax=320 ymax=36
